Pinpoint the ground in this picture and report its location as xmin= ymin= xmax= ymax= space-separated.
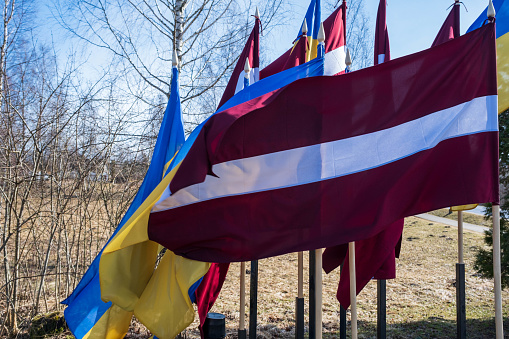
xmin=175 ymin=215 xmax=508 ymax=339
xmin=42 ymin=213 xmax=508 ymax=339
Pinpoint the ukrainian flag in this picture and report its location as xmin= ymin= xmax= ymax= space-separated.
xmin=62 ymin=63 xmax=191 ymax=339
xmin=468 ymin=0 xmax=509 ymax=113
xmin=296 ymin=0 xmax=321 ymax=61
xmin=95 ymin=56 xmax=327 ymax=338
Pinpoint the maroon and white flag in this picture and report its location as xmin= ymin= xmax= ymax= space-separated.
xmin=374 ymin=0 xmax=390 ymax=65
xmin=149 ymin=24 xmax=498 ymax=264
xmin=217 ymin=17 xmax=260 ymax=109
xmin=431 ymin=4 xmax=460 ymax=47
xmin=260 ymin=4 xmax=347 ymax=78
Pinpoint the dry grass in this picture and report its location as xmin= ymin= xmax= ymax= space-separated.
xmin=427 ymin=208 xmax=491 ymax=228
xmin=44 ymin=215 xmax=508 ymax=339
xmin=176 ymin=216 xmax=508 ymax=339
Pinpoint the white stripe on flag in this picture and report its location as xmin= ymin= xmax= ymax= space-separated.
xmin=153 ymin=95 xmax=497 ymax=212
xmin=324 ymin=46 xmax=347 ymax=75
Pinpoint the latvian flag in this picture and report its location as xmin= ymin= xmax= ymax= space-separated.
xmin=148 ymin=23 xmax=499 ymax=264
xmin=431 ymin=2 xmax=460 ymax=47
xmin=375 ymin=0 xmax=390 ymax=65
xmin=217 ymin=16 xmax=260 ymax=109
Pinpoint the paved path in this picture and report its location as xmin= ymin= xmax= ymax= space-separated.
xmin=415 ymin=213 xmax=489 ymax=234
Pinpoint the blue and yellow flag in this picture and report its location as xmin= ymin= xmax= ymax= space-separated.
xmin=96 ymin=56 xmax=327 ymax=338
xmin=62 ymin=65 xmax=187 ymax=339
xmin=468 ymin=0 xmax=509 ymax=113
xmin=298 ymin=0 xmax=321 ymax=60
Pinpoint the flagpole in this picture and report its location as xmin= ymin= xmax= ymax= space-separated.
xmin=344 ymin=50 xmax=359 ymax=339
xmin=487 ymin=3 xmax=504 ymax=337
xmin=238 ymin=58 xmax=251 ymax=339
xmin=343 ymin=57 xmax=358 ymax=339
xmin=315 ymin=248 xmax=323 ymax=339
xmin=456 ymin=210 xmax=466 ymax=339
xmin=296 ymin=251 xmax=304 ymax=339
xmin=309 ymin=250 xmax=316 ymax=339
xmin=241 ymin=57 xmax=259 ymax=339
xmin=296 ymin=19 xmax=307 ymax=339
xmin=313 ymin=30 xmax=326 ymax=339
xmin=348 ymin=242 xmax=357 ymax=339
xmin=374 ymin=2 xmax=388 ymax=335
xmin=249 ymin=260 xmax=258 ymax=339
xmin=340 ymin=7 xmax=348 ymax=335
xmin=342 ymin=1 xmax=347 ymax=44
xmin=450 ymin=3 xmax=467 ymax=338
xmin=239 ymin=261 xmax=246 ymax=339
xmin=493 ymin=204 xmax=503 ymax=339
xmin=308 ymin=24 xmax=326 ymax=339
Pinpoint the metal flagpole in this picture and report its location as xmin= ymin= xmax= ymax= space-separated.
xmin=348 ymin=242 xmax=358 ymax=339
xmin=296 ymin=252 xmax=304 ymax=339
xmin=295 ymin=19 xmax=308 ymax=339
xmin=238 ymin=58 xmax=252 ymax=339
xmin=340 ymin=4 xmax=349 ymax=337
xmin=340 ymin=264 xmax=347 ymax=339
xmin=451 ymin=2 xmax=467 ymax=338
xmin=249 ymin=260 xmax=258 ymax=339
xmin=309 ymin=250 xmax=316 ymax=339
xmin=377 ymin=280 xmax=386 ymax=339
xmin=456 ymin=210 xmax=466 ymax=339
xmin=343 ymin=50 xmax=359 ymax=339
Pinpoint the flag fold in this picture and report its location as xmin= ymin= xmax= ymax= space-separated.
xmin=148 ymin=24 xmax=499 ymax=264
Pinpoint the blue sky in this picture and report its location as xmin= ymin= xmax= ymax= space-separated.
xmin=36 ymin=1 xmax=492 ymax=82
xmin=269 ymin=0 xmax=489 ymax=63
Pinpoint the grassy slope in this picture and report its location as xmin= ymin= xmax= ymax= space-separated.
xmin=175 ymin=216 xmax=509 ymax=339
xmin=427 ymin=208 xmax=491 ymax=228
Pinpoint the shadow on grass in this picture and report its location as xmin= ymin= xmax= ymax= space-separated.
xmin=322 ymin=316 xmax=509 ymax=339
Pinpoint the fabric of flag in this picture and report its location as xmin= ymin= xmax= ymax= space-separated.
xmin=433 ymin=7 xmax=479 ymax=213
xmin=198 ymin=16 xmax=260 ymax=336
xmin=217 ymin=17 xmax=260 ymax=109
xmin=62 ymin=66 xmax=187 ymax=339
xmin=291 ymin=0 xmax=321 ymax=62
xmin=93 ymin=57 xmax=326 ymax=338
xmin=322 ymin=0 xmax=401 ymax=306
xmin=323 ymin=219 xmax=403 ymax=308
xmin=431 ymin=3 xmax=460 ymax=47
xmin=148 ymin=24 xmax=499 ymax=264
xmin=195 ymin=262 xmax=229 ymax=337
xmin=91 ymin=66 xmax=208 ymax=339
xmin=374 ymin=0 xmax=390 ymax=65
xmin=283 ymin=32 xmax=309 ymax=70
xmin=96 ymin=67 xmax=211 ymax=339
xmin=468 ymin=1 xmax=509 ymax=113
xmin=260 ymin=2 xmax=346 ymax=78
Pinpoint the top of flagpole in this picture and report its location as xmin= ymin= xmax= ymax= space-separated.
xmin=172 ymin=49 xmax=178 ymax=67
xmin=302 ymin=18 xmax=308 ymax=35
xmin=345 ymin=48 xmax=352 ymax=67
xmin=244 ymin=57 xmax=251 ymax=75
xmin=318 ymin=22 xmax=325 ymax=43
xmin=255 ymin=6 xmax=260 ymax=19
xmin=488 ymin=0 xmax=496 ymax=18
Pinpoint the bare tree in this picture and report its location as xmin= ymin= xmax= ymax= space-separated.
xmin=53 ymin=0 xmax=287 ymax=133
xmin=0 ymin=36 xmax=153 ymax=336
